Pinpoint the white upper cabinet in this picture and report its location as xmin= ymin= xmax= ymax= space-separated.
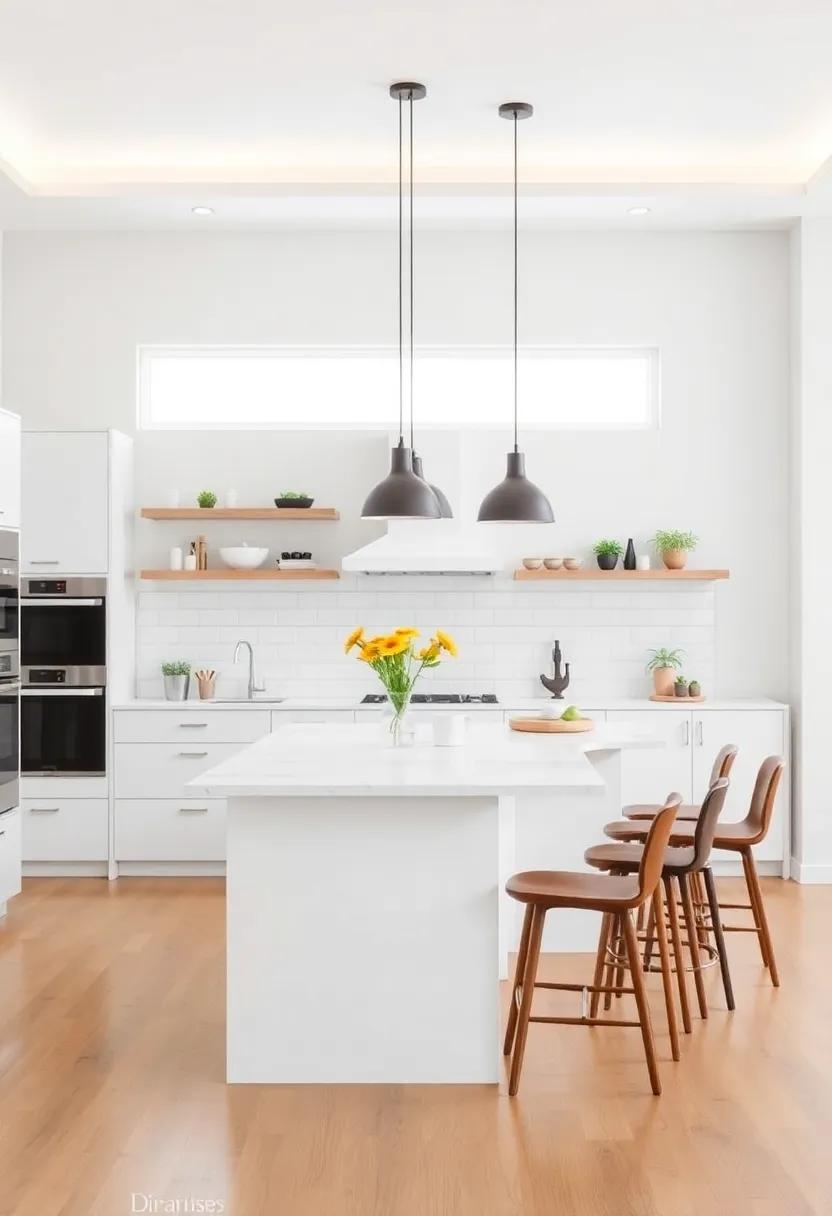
xmin=22 ymin=432 xmax=109 ymax=573
xmin=0 ymin=411 xmax=21 ymax=529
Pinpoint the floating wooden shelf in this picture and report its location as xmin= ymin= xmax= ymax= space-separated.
xmin=140 ymin=507 xmax=339 ymax=521
xmin=139 ymin=569 xmax=339 ymax=581
xmin=514 ymin=568 xmax=729 ymax=581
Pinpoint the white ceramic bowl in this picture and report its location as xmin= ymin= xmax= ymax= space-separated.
xmin=522 ymin=557 xmax=544 ymax=570
xmin=563 ymin=557 xmax=583 ymax=571
xmin=219 ymin=546 xmax=269 ymax=570
xmin=543 ymin=557 xmax=564 ymax=570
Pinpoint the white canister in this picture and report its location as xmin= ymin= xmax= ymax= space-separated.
xmin=169 ymin=546 xmax=184 ymax=571
xmin=166 ymin=489 xmax=181 ymax=508
xmin=184 ymin=552 xmax=197 ymax=572
xmin=432 ymin=714 xmax=467 ymax=747
xmin=637 ymin=555 xmax=651 ymax=571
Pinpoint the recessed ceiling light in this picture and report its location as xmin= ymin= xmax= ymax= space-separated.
xmin=191 ymin=206 xmax=214 ymax=216
xmin=627 ymin=206 xmax=651 ymax=216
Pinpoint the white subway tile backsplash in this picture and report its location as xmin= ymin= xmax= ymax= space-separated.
xmin=134 ymin=574 xmax=718 ymax=701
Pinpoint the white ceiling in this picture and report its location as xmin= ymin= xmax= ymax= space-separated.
xmin=1 ymin=0 xmax=832 ymax=228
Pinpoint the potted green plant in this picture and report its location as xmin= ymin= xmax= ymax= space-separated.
xmin=162 ymin=660 xmax=191 ymax=701
xmin=274 ymin=490 xmax=315 ymax=509
xmin=674 ymin=675 xmax=689 ymax=698
xmin=688 ymin=679 xmax=701 ymax=698
xmin=593 ymin=539 xmax=624 ymax=571
xmin=646 ymin=647 xmax=684 ymax=697
xmin=652 ymin=529 xmax=698 ymax=571
xmin=197 ymin=490 xmax=218 ymax=509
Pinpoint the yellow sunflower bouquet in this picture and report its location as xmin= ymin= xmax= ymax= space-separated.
xmin=344 ymin=626 xmax=457 ymax=743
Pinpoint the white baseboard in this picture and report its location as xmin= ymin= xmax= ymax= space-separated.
xmin=23 ymin=862 xmax=109 ymax=878
xmin=710 ymin=860 xmax=783 ymax=878
xmin=116 ymin=861 xmax=226 ymax=877
xmin=789 ymin=859 xmax=832 ymax=883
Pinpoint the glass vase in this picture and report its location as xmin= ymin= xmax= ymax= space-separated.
xmin=389 ymin=693 xmax=414 ymax=747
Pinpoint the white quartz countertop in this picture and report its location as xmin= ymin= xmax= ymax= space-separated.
xmin=114 ymin=695 xmax=788 ymax=712
xmin=191 ymin=720 xmax=662 ymax=798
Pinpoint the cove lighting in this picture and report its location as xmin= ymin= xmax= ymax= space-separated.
xmin=191 ymin=206 xmax=214 ymax=216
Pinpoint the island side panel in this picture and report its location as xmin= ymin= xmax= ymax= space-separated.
xmin=226 ymin=794 xmax=500 ymax=1084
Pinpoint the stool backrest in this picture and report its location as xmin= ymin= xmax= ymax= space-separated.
xmin=690 ymin=776 xmax=730 ymax=869
xmin=710 ymin=744 xmax=738 ymax=785
xmin=743 ymin=755 xmax=785 ymax=844
xmin=637 ymin=794 xmax=682 ymax=902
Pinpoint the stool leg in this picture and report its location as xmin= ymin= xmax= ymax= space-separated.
xmin=652 ymin=885 xmax=680 ymax=1061
xmin=503 ymin=904 xmax=534 ymax=1055
xmin=603 ymin=914 xmax=620 ymax=1012
xmin=692 ymin=871 xmax=710 ymax=949
xmin=743 ymin=849 xmax=780 ymax=986
xmin=590 ymin=912 xmax=613 ymax=1019
xmin=702 ymin=866 xmax=735 ymax=1011
xmin=679 ymin=872 xmax=708 ymax=1019
xmin=665 ymin=875 xmax=692 ymax=1034
xmin=622 ymin=911 xmax=661 ymax=1096
xmin=507 ymin=904 xmax=546 ymax=1097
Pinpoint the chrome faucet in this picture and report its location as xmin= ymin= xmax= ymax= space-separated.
xmin=233 ymin=639 xmax=265 ymax=700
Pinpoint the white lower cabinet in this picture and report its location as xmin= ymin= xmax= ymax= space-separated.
xmin=607 ymin=707 xmax=789 ymax=870
xmin=0 ymin=809 xmax=22 ymax=909
xmin=115 ymin=742 xmax=246 ymax=801
xmin=115 ymin=799 xmax=226 ymax=862
xmin=23 ymin=798 xmax=108 ymax=861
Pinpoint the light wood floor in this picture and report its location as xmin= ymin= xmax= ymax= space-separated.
xmin=0 ymin=877 xmax=829 ymax=1216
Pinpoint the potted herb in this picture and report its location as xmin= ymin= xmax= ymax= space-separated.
xmin=646 ymin=647 xmax=684 ymax=697
xmin=197 ymin=490 xmax=218 ymax=509
xmin=652 ymin=529 xmax=698 ymax=571
xmin=674 ymin=675 xmax=689 ymax=698
xmin=275 ymin=490 xmax=315 ymax=509
xmin=162 ymin=660 xmax=191 ymax=701
xmin=688 ymin=679 xmax=701 ymax=698
xmin=593 ymin=539 xmax=624 ymax=571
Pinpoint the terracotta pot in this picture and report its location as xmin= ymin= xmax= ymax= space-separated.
xmin=652 ymin=667 xmax=676 ymax=697
xmin=661 ymin=548 xmax=687 ymax=570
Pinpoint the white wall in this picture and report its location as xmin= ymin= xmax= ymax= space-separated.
xmin=1 ymin=229 xmax=790 ymax=698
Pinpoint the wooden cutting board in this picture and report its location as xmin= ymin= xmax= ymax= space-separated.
xmin=509 ymin=717 xmax=594 ymax=734
xmin=649 ymin=693 xmax=706 ymax=703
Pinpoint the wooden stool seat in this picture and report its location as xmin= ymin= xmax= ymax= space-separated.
xmin=621 ymin=745 xmax=738 ymax=822
xmin=604 ymin=818 xmax=766 ymax=850
xmin=623 ymin=801 xmax=701 ymax=822
xmin=585 ymin=841 xmax=695 ymax=874
xmin=505 ymin=869 xmax=639 ymax=910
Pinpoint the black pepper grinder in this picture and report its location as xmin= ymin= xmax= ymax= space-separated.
xmin=624 ymin=538 xmax=637 ymax=570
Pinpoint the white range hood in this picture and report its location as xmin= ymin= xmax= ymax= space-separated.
xmin=342 ymin=518 xmax=500 ymax=575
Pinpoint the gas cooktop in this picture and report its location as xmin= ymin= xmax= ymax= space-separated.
xmin=360 ymin=693 xmax=499 ymax=705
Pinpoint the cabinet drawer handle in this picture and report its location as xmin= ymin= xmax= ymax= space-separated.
xmin=29 ymin=560 xmax=60 ymax=565
xmin=179 ymin=806 xmax=209 ymax=814
xmin=697 ymin=721 xmax=704 ymax=746
xmin=30 ymin=807 xmax=60 ymax=813
xmin=178 ymin=722 xmax=208 ymax=728
xmin=178 ymin=751 xmax=209 ymax=758
xmin=683 ymin=721 xmax=690 ymax=746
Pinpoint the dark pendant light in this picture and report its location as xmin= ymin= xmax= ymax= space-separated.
xmin=362 ymin=83 xmax=441 ymax=521
xmin=478 ymin=102 xmax=554 ymax=524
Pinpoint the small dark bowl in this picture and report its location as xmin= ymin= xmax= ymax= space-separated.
xmin=275 ymin=496 xmax=314 ymax=509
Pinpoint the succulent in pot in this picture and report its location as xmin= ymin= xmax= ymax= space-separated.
xmin=674 ymin=675 xmax=689 ymax=698
xmin=593 ymin=538 xmax=624 ymax=571
xmin=197 ymin=490 xmax=218 ymax=509
xmin=162 ymin=660 xmax=191 ymax=702
xmin=646 ymin=647 xmax=684 ymax=697
xmin=652 ymin=529 xmax=698 ymax=571
xmin=275 ymin=490 xmax=315 ymax=509
xmin=688 ymin=679 xmax=701 ymax=698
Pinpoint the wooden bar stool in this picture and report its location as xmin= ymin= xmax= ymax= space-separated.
xmin=601 ymin=756 xmax=785 ymax=986
xmin=585 ymin=777 xmax=732 ymax=1026
xmin=503 ymin=795 xmax=681 ymax=1097
xmin=622 ymin=744 xmax=737 ymax=822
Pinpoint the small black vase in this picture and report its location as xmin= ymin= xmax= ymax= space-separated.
xmin=597 ymin=553 xmax=618 ymax=571
xmin=624 ymin=538 xmax=636 ymax=570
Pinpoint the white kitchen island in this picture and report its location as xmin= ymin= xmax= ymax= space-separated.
xmin=196 ymin=720 xmax=659 ymax=1084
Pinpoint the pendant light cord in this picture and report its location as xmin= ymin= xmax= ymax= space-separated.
xmin=397 ymin=95 xmax=404 ymax=446
xmin=513 ymin=110 xmax=518 ymax=453
xmin=409 ymin=91 xmax=415 ymax=452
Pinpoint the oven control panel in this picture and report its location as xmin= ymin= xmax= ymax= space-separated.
xmin=27 ymin=669 xmax=67 ymax=684
xmin=26 ymin=580 xmax=68 ymax=595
